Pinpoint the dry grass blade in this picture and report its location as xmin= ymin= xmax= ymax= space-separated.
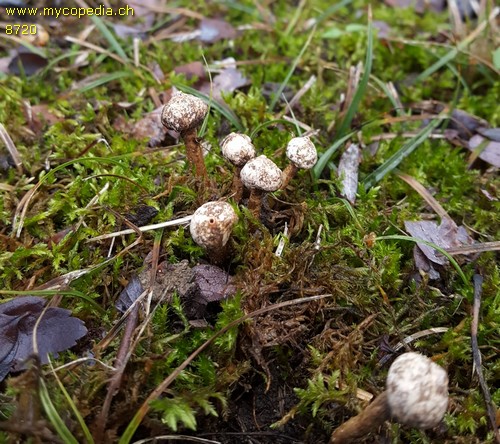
xmin=87 ymin=215 xmax=193 ymax=242
xmin=471 ymin=275 xmax=500 ymax=444
xmin=445 ymin=241 xmax=500 ymax=255
xmin=377 ymin=327 xmax=449 ymax=366
xmin=0 ymin=123 xmax=23 ymax=173
xmin=396 ymin=172 xmax=450 ymax=220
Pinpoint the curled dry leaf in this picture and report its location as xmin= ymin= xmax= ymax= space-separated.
xmin=338 ymin=143 xmax=360 ymax=204
xmin=405 ymin=218 xmax=475 ymax=278
xmin=0 ymin=297 xmax=87 ymax=381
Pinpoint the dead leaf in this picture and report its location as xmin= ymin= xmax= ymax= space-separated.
xmin=0 ymin=297 xmax=87 ymax=381
xmin=405 ymin=218 xmax=475 ymax=268
xmin=128 ymin=106 xmax=176 ymax=147
xmin=8 ymin=52 xmax=47 ymax=76
xmin=116 ymin=275 xmax=144 ymax=313
xmin=119 ymin=261 xmax=237 ymax=319
xmin=174 ymin=61 xmax=206 ymax=82
xmin=199 ymin=59 xmax=250 ymax=102
xmin=468 ymin=135 xmax=500 ymax=168
xmin=199 ymin=18 xmax=237 ymax=43
xmin=338 ymin=143 xmax=360 ymax=204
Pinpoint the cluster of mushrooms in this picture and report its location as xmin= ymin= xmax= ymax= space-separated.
xmin=161 ymin=92 xmax=451 ymax=439
xmin=161 ymin=91 xmax=317 ymax=263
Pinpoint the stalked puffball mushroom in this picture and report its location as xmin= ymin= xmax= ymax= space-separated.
xmin=386 ymin=352 xmax=449 ymax=429
xmin=240 ymin=155 xmax=282 ymax=219
xmin=189 ymin=201 xmax=238 ymax=265
xmin=221 ymin=132 xmax=256 ymax=202
xmin=281 ymin=136 xmax=317 ymax=189
xmin=161 ymin=91 xmax=209 ymax=185
xmin=330 ymin=352 xmax=449 ymax=443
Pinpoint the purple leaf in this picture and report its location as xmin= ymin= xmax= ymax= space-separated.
xmin=0 ymin=297 xmax=87 ymax=380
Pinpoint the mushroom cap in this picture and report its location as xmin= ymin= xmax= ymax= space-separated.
xmin=221 ymin=133 xmax=256 ymax=167
xmin=286 ymin=136 xmax=318 ymax=169
xmin=386 ymin=352 xmax=449 ymax=429
xmin=240 ymin=155 xmax=283 ymax=192
xmin=161 ymin=91 xmax=208 ymax=133
xmin=190 ymin=201 xmax=238 ymax=251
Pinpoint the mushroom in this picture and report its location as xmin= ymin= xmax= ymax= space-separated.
xmin=239 ymin=155 xmax=282 ymax=219
xmin=281 ymin=136 xmax=317 ymax=189
xmin=161 ymin=91 xmax=209 ymax=185
xmin=330 ymin=352 xmax=449 ymax=443
xmin=189 ymin=201 xmax=238 ymax=265
xmin=220 ymin=132 xmax=256 ymax=202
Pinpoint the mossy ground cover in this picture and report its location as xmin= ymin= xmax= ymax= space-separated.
xmin=0 ymin=1 xmax=498 ymax=443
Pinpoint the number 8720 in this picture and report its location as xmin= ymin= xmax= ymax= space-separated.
xmin=5 ymin=24 xmax=37 ymax=35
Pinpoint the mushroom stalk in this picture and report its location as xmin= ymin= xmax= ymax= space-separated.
xmin=182 ymin=128 xmax=208 ymax=185
xmin=247 ymin=188 xmax=264 ymax=219
xmin=231 ymin=166 xmax=244 ymax=202
xmin=280 ymin=163 xmax=298 ymax=189
xmin=330 ymin=391 xmax=390 ymax=443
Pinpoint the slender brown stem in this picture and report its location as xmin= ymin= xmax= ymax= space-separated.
xmin=280 ymin=163 xmax=298 ymax=189
xmin=330 ymin=391 xmax=390 ymax=443
xmin=182 ymin=129 xmax=208 ymax=187
xmin=247 ymin=189 xmax=264 ymax=219
xmin=232 ymin=166 xmax=244 ymax=202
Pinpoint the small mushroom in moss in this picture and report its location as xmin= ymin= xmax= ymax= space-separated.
xmin=281 ymin=136 xmax=317 ymax=189
xmin=221 ymin=132 xmax=256 ymax=202
xmin=189 ymin=201 xmax=238 ymax=265
xmin=240 ymin=155 xmax=282 ymax=219
xmin=161 ymin=91 xmax=209 ymax=185
xmin=330 ymin=352 xmax=449 ymax=443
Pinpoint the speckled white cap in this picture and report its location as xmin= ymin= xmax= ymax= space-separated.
xmin=189 ymin=201 xmax=238 ymax=250
xmin=161 ymin=91 xmax=208 ymax=133
xmin=286 ymin=136 xmax=317 ymax=169
xmin=221 ymin=133 xmax=256 ymax=167
xmin=386 ymin=352 xmax=449 ymax=429
xmin=240 ymin=155 xmax=283 ymax=192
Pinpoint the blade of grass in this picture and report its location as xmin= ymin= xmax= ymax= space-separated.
xmin=76 ymin=71 xmax=132 ymax=93
xmin=87 ymin=14 xmax=129 ymax=61
xmin=39 ymin=378 xmax=79 ymax=444
xmin=174 ymin=84 xmax=244 ymax=132
xmin=269 ymin=25 xmax=316 ymax=112
xmin=0 ymin=289 xmax=104 ymax=314
xmin=249 ymin=118 xmax=302 ymax=139
xmin=375 ymin=234 xmax=468 ymax=285
xmin=415 ymin=7 xmax=499 ymax=83
xmin=315 ymin=0 xmax=353 ymax=25
xmin=335 ymin=6 xmax=373 ymax=139
xmin=361 ymin=117 xmax=444 ymax=189
xmin=47 ymin=358 xmax=95 ymax=444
